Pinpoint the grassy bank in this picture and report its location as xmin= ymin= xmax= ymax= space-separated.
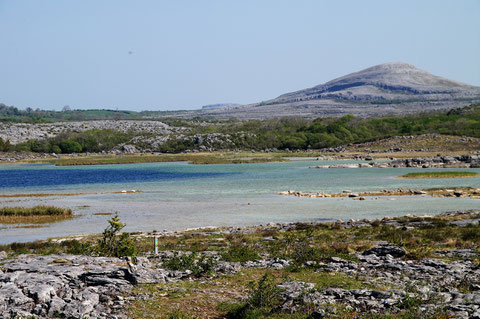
xmin=0 ymin=205 xmax=73 ymax=224
xmin=41 ymin=153 xmax=290 ymax=166
xmin=399 ymin=171 xmax=479 ymax=179
xmin=2 ymin=210 xmax=479 ymax=261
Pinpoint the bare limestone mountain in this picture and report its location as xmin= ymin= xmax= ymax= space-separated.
xmin=274 ymin=62 xmax=480 ymax=103
xmin=172 ymin=62 xmax=480 ymax=119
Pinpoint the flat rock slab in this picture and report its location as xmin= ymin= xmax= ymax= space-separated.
xmin=0 ymin=254 xmax=166 ymax=319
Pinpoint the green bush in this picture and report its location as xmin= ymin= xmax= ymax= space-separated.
xmin=167 ymin=310 xmax=195 ymax=319
xmin=290 ymin=242 xmax=321 ymax=267
xmin=221 ymin=243 xmax=260 ymax=262
xmin=58 ymin=140 xmax=82 ymax=153
xmin=163 ymin=252 xmax=217 ymax=277
xmin=0 ymin=239 xmax=93 ymax=256
xmin=460 ymin=225 xmax=480 ymax=242
xmin=96 ymin=213 xmax=136 ymax=257
xmin=51 ymin=145 xmax=61 ymax=154
xmin=247 ymin=273 xmax=282 ymax=308
xmin=398 ymin=293 xmax=422 ymax=310
xmin=0 ymin=137 xmax=13 ymax=152
xmin=224 ymin=272 xmax=283 ymax=318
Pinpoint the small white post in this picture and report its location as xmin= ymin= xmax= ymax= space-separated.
xmin=154 ymin=236 xmax=158 ymax=255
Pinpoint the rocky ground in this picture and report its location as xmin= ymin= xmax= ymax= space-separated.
xmin=278 ymin=187 xmax=480 ymax=200
xmin=1 ymin=210 xmax=480 ymax=318
xmin=345 ymin=134 xmax=480 ymax=153
xmin=0 ymin=121 xmax=178 ymax=145
xmin=312 ymin=154 xmax=480 ymax=168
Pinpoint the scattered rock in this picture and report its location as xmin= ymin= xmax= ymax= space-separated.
xmin=363 ymin=244 xmax=406 ymax=258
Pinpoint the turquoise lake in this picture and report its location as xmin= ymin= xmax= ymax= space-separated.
xmin=0 ymin=159 xmax=479 ymax=244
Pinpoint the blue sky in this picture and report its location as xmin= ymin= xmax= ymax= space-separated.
xmin=1 ymin=0 xmax=479 ymax=111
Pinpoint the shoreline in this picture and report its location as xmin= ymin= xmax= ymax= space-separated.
xmin=1 ymin=209 xmax=480 ymax=318
xmin=278 ymin=187 xmax=480 ymax=199
xmin=1 ymin=185 xmax=480 ymax=244
xmin=19 ymin=206 xmax=480 ymax=246
xmin=1 ymin=208 xmax=478 ymax=249
xmin=1 ymin=148 xmax=480 ymax=166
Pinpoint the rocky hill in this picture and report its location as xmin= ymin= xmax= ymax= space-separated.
xmin=273 ymin=62 xmax=480 ymax=103
xmin=176 ymin=62 xmax=480 ymax=119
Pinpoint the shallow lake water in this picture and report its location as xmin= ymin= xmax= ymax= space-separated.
xmin=0 ymin=159 xmax=479 ymax=244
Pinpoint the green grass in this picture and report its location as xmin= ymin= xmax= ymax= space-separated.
xmin=399 ymin=171 xmax=479 ymax=179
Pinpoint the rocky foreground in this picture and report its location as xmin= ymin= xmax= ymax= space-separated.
xmin=1 ymin=210 xmax=480 ymax=318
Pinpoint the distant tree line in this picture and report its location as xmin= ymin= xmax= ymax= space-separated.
xmin=15 ymin=129 xmax=133 ymax=154
xmin=203 ymin=104 xmax=480 ymax=150
xmin=0 ymin=103 xmax=139 ymax=122
xmin=3 ymin=104 xmax=480 ymax=153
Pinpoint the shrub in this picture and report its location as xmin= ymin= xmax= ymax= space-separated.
xmin=167 ymin=310 xmax=195 ymax=319
xmin=0 ymin=137 xmax=13 ymax=152
xmin=163 ymin=252 xmax=217 ymax=277
xmin=460 ymin=225 xmax=480 ymax=242
xmin=58 ymin=140 xmax=82 ymax=153
xmin=0 ymin=239 xmax=93 ymax=256
xmin=51 ymin=145 xmax=61 ymax=154
xmin=96 ymin=213 xmax=136 ymax=257
xmin=224 ymin=272 xmax=283 ymax=318
xmin=221 ymin=243 xmax=260 ymax=262
xmin=247 ymin=272 xmax=282 ymax=308
xmin=398 ymin=293 xmax=422 ymax=310
xmin=291 ymin=242 xmax=319 ymax=265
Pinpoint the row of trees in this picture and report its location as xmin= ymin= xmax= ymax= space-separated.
xmin=0 ymin=103 xmax=138 ymax=122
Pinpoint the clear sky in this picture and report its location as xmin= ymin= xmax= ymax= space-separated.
xmin=1 ymin=0 xmax=479 ymax=111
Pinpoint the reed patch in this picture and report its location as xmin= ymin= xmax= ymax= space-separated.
xmin=0 ymin=205 xmax=74 ymax=224
xmin=398 ymin=171 xmax=478 ymax=179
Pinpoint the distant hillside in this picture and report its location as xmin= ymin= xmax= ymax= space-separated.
xmin=273 ymin=62 xmax=480 ymax=104
xmin=2 ymin=63 xmax=480 ymax=122
xmin=201 ymin=103 xmax=241 ymax=110
xmin=176 ymin=62 xmax=480 ymax=119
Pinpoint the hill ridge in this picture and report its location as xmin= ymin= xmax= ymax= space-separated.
xmin=273 ymin=62 xmax=480 ymax=104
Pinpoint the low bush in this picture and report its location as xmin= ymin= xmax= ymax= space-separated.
xmin=96 ymin=213 xmax=136 ymax=257
xmin=224 ymin=272 xmax=283 ymax=319
xmin=167 ymin=309 xmax=195 ymax=319
xmin=0 ymin=239 xmax=93 ymax=256
xmin=460 ymin=225 xmax=480 ymax=242
xmin=221 ymin=243 xmax=260 ymax=262
xmin=163 ymin=252 xmax=217 ymax=277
